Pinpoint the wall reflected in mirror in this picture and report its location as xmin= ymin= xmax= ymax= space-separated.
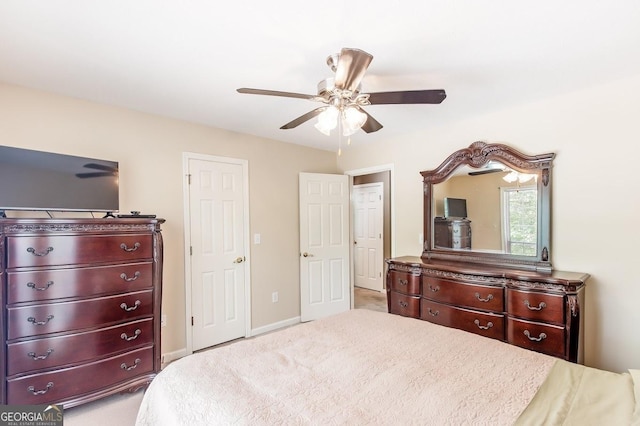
xmin=432 ymin=163 xmax=538 ymax=255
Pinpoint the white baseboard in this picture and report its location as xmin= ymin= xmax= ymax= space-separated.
xmin=160 ymin=348 xmax=188 ymax=369
xmin=161 ymin=316 xmax=300 ymax=367
xmin=250 ymin=316 xmax=300 ymax=337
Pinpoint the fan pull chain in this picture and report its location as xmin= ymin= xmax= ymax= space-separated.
xmin=337 ymin=115 xmax=343 ymax=156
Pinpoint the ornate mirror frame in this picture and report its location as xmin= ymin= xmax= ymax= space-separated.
xmin=421 ymin=141 xmax=555 ymax=272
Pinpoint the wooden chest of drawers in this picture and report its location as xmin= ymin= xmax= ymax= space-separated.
xmin=0 ymin=218 xmax=164 ymax=407
xmin=386 ymin=256 xmax=588 ymax=363
xmin=433 ymin=218 xmax=471 ymax=249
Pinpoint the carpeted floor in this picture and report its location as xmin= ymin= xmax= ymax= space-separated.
xmin=61 ymin=287 xmax=388 ymax=425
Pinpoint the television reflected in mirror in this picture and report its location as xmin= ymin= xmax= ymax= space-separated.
xmin=0 ymin=145 xmax=119 ymax=213
xmin=443 ymin=197 xmax=468 ymax=218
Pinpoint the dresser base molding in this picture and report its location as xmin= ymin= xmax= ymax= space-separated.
xmin=57 ymin=375 xmax=155 ymax=409
xmin=386 ymin=256 xmax=587 ymax=363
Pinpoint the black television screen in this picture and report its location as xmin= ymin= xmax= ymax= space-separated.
xmin=0 ymin=145 xmax=119 ymax=213
xmin=444 ymin=197 xmax=467 ymax=218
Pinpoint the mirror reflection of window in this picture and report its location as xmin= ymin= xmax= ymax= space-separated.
xmin=500 ymin=186 xmax=537 ymax=255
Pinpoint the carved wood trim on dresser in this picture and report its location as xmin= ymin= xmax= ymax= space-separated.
xmin=0 ymin=218 xmax=164 ymax=407
xmin=386 ymin=256 xmax=588 ymax=363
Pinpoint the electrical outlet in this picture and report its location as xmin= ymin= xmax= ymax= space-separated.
xmin=161 ymin=314 xmax=167 ymax=327
xmin=272 ymin=292 xmax=278 ymax=303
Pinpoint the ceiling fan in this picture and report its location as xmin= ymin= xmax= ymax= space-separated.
xmin=237 ymin=48 xmax=446 ymax=136
xmin=75 ymin=163 xmax=118 ymax=179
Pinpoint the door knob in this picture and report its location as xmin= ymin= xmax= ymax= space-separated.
xmin=301 ymin=252 xmax=314 ymax=257
xmin=233 ymin=256 xmax=245 ymax=263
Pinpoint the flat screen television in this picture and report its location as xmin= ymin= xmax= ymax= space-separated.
xmin=0 ymin=145 xmax=119 ymax=213
xmin=444 ymin=197 xmax=467 ymax=218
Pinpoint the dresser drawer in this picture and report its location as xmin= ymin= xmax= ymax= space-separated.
xmin=388 ymin=291 xmax=420 ymax=318
xmin=506 ymin=289 xmax=564 ymax=325
xmin=421 ymin=299 xmax=505 ymax=341
xmin=6 ymin=234 xmax=153 ymax=268
xmin=507 ymin=317 xmax=565 ymax=359
xmin=422 ymin=277 xmax=504 ymax=312
xmin=7 ymin=318 xmax=154 ymax=376
xmin=6 ymin=262 xmax=153 ymax=304
xmin=387 ymin=270 xmax=421 ymax=295
xmin=7 ymin=290 xmax=153 ymax=339
xmin=451 ymin=237 xmax=471 ymax=249
xmin=6 ymin=346 xmax=153 ymax=405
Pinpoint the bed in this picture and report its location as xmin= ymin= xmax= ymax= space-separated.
xmin=135 ymin=309 xmax=639 ymax=425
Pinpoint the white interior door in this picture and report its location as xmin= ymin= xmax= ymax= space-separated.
xmin=299 ymin=172 xmax=350 ymax=322
xmin=353 ymin=183 xmax=384 ymax=292
xmin=185 ymin=155 xmax=249 ymax=351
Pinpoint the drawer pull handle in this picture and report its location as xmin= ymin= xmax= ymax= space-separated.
xmin=120 ymin=242 xmax=141 ymax=252
xmin=399 ymin=301 xmax=408 ymax=308
xmin=524 ymin=300 xmax=547 ymax=311
xmin=120 ymin=271 xmax=141 ymax=282
xmin=427 ymin=308 xmax=439 ymax=317
xmin=428 ymin=285 xmax=440 ymax=293
xmin=27 ymin=348 xmax=54 ymax=360
xmin=120 ymin=300 xmax=141 ymax=312
xmin=475 ymin=292 xmax=494 ymax=303
xmin=27 ymin=382 xmax=54 ymax=395
xmin=26 ymin=246 xmax=54 ymax=257
xmin=524 ymin=330 xmax=547 ymax=342
xmin=27 ymin=281 xmax=54 ymax=291
xmin=121 ymin=358 xmax=141 ymax=371
xmin=398 ymin=279 xmax=408 ymax=286
xmin=474 ymin=319 xmax=493 ymax=330
xmin=121 ymin=329 xmax=142 ymax=341
xmin=27 ymin=315 xmax=54 ymax=326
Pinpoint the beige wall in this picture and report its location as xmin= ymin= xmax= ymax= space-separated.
xmin=338 ymin=74 xmax=640 ymax=373
xmin=0 ymin=83 xmax=338 ymax=356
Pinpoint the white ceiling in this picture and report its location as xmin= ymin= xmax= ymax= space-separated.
xmin=1 ymin=1 xmax=639 ymax=151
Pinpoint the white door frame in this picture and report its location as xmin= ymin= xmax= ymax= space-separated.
xmin=345 ymin=164 xmax=395 ymax=306
xmin=182 ymin=152 xmax=252 ymax=355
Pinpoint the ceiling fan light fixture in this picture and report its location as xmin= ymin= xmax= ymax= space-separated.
xmin=314 ymin=106 xmax=339 ymax=135
xmin=503 ymin=170 xmax=537 ymax=184
xmin=503 ymin=171 xmax=518 ymax=183
xmin=341 ymin=106 xmax=367 ymax=136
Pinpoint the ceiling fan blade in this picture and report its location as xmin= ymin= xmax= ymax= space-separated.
xmin=75 ymin=172 xmax=114 ymax=178
xmin=468 ymin=169 xmax=504 ymax=176
xmin=367 ymin=89 xmax=447 ymax=105
xmin=237 ymin=88 xmax=318 ymax=100
xmin=82 ymin=162 xmax=116 ymax=172
xmin=280 ymin=107 xmax=327 ymax=129
xmin=334 ymin=48 xmax=373 ymax=93
xmin=358 ymin=107 xmax=383 ymax=133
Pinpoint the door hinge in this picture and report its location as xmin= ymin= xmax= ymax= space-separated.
xmin=190 ymin=246 xmax=193 ymax=256
xmin=191 ymin=316 xmax=194 ymax=326
xmin=186 ymin=174 xmax=191 ymax=185
xmin=379 ymin=194 xmax=382 ymax=200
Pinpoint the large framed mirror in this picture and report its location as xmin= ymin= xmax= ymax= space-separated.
xmin=421 ymin=141 xmax=555 ymax=272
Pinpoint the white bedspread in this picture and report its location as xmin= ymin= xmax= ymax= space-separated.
xmin=136 ymin=309 xmax=557 ymax=425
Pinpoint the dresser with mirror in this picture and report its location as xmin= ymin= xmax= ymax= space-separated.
xmin=386 ymin=141 xmax=588 ymax=363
